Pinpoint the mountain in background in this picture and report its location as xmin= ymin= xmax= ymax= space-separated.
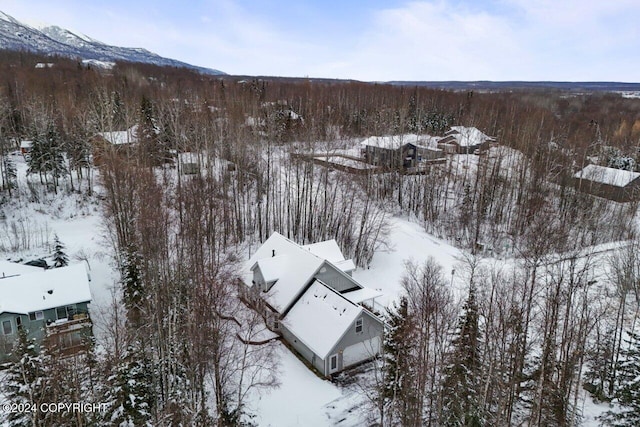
xmin=0 ymin=11 xmax=225 ymax=75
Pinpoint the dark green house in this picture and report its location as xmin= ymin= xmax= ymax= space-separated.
xmin=0 ymin=263 xmax=92 ymax=363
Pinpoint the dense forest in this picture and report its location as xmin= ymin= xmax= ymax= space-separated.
xmin=1 ymin=50 xmax=640 ymax=426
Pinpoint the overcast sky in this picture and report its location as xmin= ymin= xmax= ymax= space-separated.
xmin=0 ymin=0 xmax=637 ymax=82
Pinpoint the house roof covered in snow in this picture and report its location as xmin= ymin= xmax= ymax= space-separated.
xmin=360 ymin=134 xmax=440 ymax=150
xmin=302 ymin=240 xmax=355 ymax=272
xmin=342 ymin=287 xmax=383 ymax=305
xmin=20 ymin=140 xmax=33 ymax=149
xmin=283 ymin=280 xmax=363 ymax=359
xmin=0 ymin=261 xmax=43 ymax=279
xmin=574 ymin=164 xmax=640 ymax=187
xmin=443 ymin=126 xmax=494 ymax=147
xmin=0 ymin=263 xmax=92 ymax=315
xmin=245 ymin=232 xmax=361 ymax=313
xmin=246 ymin=233 xmax=327 ymax=313
xmin=96 ymin=125 xmax=140 ymax=145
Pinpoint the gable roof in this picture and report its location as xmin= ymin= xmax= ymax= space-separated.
xmin=444 ymin=126 xmax=494 ymax=147
xmin=574 ymin=164 xmax=640 ymax=187
xmin=245 ymin=232 xmax=362 ymax=313
xmin=96 ymin=125 xmax=139 ymax=145
xmin=0 ymin=263 xmax=92 ymax=315
xmin=246 ymin=232 xmax=326 ymax=313
xmin=302 ymin=240 xmax=355 ymax=272
xmin=283 ymin=280 xmax=363 ymax=359
xmin=361 ymin=134 xmax=440 ymax=150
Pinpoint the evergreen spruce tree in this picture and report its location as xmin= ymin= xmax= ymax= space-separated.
xmin=27 ymin=123 xmax=66 ymax=191
xmin=102 ymin=344 xmax=155 ymax=427
xmin=1 ymin=328 xmax=46 ymax=427
xmin=121 ymin=246 xmax=145 ymax=328
xmin=45 ymin=123 xmax=66 ymax=185
xmin=600 ymin=330 xmax=640 ymax=426
xmin=381 ymin=296 xmax=420 ymax=426
xmin=27 ymin=136 xmax=45 ymax=177
xmin=440 ymin=283 xmax=483 ymax=427
xmin=2 ymin=154 xmax=17 ymax=194
xmin=138 ymin=96 xmax=165 ymax=165
xmin=52 ymin=234 xmax=69 ymax=268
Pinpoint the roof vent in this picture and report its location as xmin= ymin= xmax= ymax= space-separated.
xmin=272 ymin=249 xmax=276 ymax=257
xmin=47 ymin=290 xmax=53 ymax=294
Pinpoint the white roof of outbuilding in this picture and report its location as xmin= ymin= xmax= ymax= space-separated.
xmin=0 ymin=263 xmax=92 ymax=315
xmin=361 ymin=134 xmax=440 ymax=150
xmin=283 ymin=280 xmax=362 ymax=359
xmin=574 ymin=164 xmax=640 ymax=187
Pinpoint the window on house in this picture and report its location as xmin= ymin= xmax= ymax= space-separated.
xmin=2 ymin=320 xmax=12 ymax=335
xmin=56 ymin=306 xmax=67 ymax=320
xmin=273 ymin=318 xmax=279 ymax=330
xmin=355 ymin=318 xmax=363 ymax=334
xmin=29 ymin=311 xmax=44 ymax=321
xmin=330 ymin=354 xmax=338 ymax=371
xmin=15 ymin=317 xmax=22 ymax=329
xmin=66 ymin=305 xmax=77 ymax=318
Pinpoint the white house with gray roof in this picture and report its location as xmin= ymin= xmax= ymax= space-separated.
xmin=241 ymin=232 xmax=383 ymax=376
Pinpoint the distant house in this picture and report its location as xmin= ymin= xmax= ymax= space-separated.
xmin=361 ymin=134 xmax=444 ymax=170
xmin=0 ymin=263 xmax=93 ymax=362
xmin=93 ymin=125 xmax=139 ymax=147
xmin=178 ymin=152 xmax=202 ymax=175
xmin=438 ymin=126 xmax=495 ymax=154
xmin=240 ymin=232 xmax=383 ymax=376
xmin=177 ymin=151 xmax=236 ymax=176
xmin=20 ymin=140 xmax=33 ymax=156
xmin=90 ymin=125 xmax=140 ymax=165
xmin=573 ymin=164 xmax=640 ymax=202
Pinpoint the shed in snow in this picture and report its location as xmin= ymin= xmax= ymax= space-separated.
xmin=20 ymin=140 xmax=33 ymax=156
xmin=240 ymin=232 xmax=383 ymax=376
xmin=0 ymin=263 xmax=93 ymax=362
xmin=573 ymin=164 xmax=640 ymax=202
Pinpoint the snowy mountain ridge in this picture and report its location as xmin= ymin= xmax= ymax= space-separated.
xmin=0 ymin=11 xmax=225 ymax=75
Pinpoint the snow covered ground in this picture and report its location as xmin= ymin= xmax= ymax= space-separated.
xmin=353 ymin=216 xmax=465 ymax=307
xmin=0 ymin=148 xmax=624 ymax=426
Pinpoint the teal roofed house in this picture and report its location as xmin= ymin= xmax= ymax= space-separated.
xmin=0 ymin=262 xmax=93 ymax=363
